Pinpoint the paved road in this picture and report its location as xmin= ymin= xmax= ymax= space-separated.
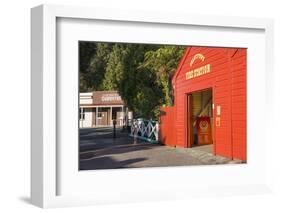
xmin=79 ymin=127 xmax=243 ymax=170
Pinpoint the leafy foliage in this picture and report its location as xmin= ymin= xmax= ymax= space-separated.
xmin=141 ymin=46 xmax=185 ymax=107
xmin=102 ymin=44 xmax=126 ymax=91
xmin=79 ymin=42 xmax=97 ymax=92
xmin=88 ymin=43 xmax=113 ymax=91
xmin=79 ymin=42 xmax=185 ymax=119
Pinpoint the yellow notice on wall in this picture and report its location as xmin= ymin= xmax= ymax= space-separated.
xmin=216 ymin=117 xmax=221 ymax=127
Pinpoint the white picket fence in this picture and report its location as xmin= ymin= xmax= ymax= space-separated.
xmin=129 ymin=118 xmax=159 ymax=143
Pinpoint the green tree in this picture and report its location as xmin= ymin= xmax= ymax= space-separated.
xmin=79 ymin=42 xmax=113 ymax=92
xmin=141 ymin=46 xmax=185 ymax=107
xmin=104 ymin=43 xmax=161 ymax=119
xmin=102 ymin=44 xmax=126 ymax=90
xmin=88 ymin=43 xmax=113 ymax=91
xmin=79 ymin=42 xmax=185 ymax=119
xmin=79 ymin=42 xmax=97 ymax=92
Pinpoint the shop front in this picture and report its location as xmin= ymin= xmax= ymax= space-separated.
xmin=79 ymin=91 xmax=132 ymax=128
xmin=160 ymin=47 xmax=247 ymax=161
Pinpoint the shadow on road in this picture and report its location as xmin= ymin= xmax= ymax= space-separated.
xmin=80 ymin=156 xmax=148 ymax=170
xmin=79 ymin=127 xmax=159 ymax=170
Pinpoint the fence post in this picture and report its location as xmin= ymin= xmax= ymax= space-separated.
xmin=113 ymin=119 xmax=116 ymax=139
xmin=155 ymin=122 xmax=159 ymax=141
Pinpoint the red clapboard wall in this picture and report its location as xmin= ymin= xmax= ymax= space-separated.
xmin=230 ymin=49 xmax=247 ymax=161
xmin=159 ymin=106 xmax=176 ymax=146
xmin=159 ymin=47 xmax=246 ymax=161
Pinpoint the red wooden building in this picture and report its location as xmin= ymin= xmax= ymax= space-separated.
xmin=160 ymin=47 xmax=247 ymax=161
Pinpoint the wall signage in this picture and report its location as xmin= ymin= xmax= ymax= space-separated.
xmin=101 ymin=94 xmax=122 ymax=102
xmin=189 ymin=53 xmax=205 ymax=67
xmin=216 ymin=117 xmax=221 ymax=127
xmin=186 ymin=53 xmax=211 ymax=80
xmin=217 ymin=105 xmax=221 ymax=116
xmin=92 ymin=91 xmax=124 ymax=105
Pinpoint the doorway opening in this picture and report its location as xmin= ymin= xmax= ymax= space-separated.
xmin=187 ymin=88 xmax=213 ymax=148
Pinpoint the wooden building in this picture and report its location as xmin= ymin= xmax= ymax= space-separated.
xmin=160 ymin=47 xmax=247 ymax=161
xmin=79 ymin=91 xmax=132 ymax=128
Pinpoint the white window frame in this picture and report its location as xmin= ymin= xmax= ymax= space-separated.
xmin=79 ymin=108 xmax=85 ymax=120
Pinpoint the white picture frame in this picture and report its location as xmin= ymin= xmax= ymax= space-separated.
xmin=31 ymin=4 xmax=274 ymax=208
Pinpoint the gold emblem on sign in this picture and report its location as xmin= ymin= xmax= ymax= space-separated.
xmin=186 ymin=53 xmax=211 ymax=80
xmin=190 ymin=53 xmax=205 ymax=67
xmin=199 ymin=120 xmax=209 ymax=130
